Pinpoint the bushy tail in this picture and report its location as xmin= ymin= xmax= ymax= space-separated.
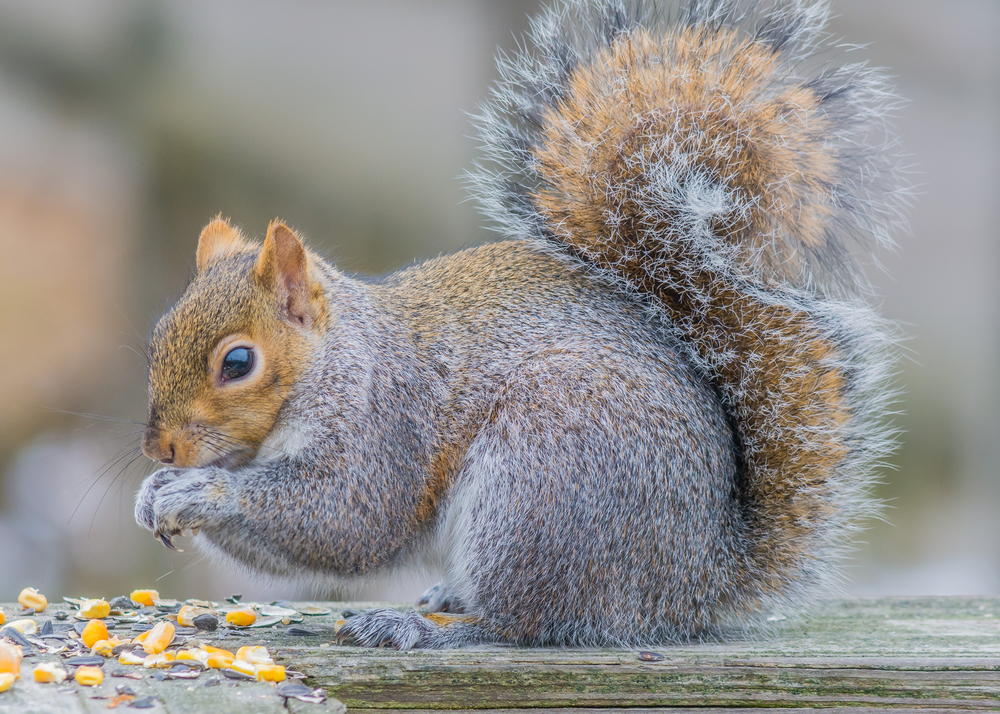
xmin=471 ymin=0 xmax=907 ymax=617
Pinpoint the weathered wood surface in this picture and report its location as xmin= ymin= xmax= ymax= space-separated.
xmin=1 ymin=596 xmax=998 ymax=712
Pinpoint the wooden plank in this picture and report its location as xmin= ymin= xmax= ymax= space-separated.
xmin=0 ymin=597 xmax=997 ymax=711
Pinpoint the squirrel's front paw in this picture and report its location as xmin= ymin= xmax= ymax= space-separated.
xmin=134 ymin=468 xmax=220 ymax=549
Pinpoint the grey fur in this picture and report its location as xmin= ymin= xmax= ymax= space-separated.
xmin=136 ymin=0 xmax=905 ymax=648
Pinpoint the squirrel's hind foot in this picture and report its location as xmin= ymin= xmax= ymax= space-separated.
xmin=336 ymin=609 xmax=487 ymax=650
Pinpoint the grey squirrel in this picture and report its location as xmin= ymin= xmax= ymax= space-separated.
xmin=135 ymin=0 xmax=906 ymax=648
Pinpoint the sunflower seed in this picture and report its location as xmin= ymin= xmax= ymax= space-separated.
xmin=221 ymin=668 xmax=255 ymax=681
xmin=65 ymin=656 xmax=105 ymax=667
xmin=192 ymin=614 xmax=218 ymax=632
xmin=284 ymin=626 xmax=319 ymax=637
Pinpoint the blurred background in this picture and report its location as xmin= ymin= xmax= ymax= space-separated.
xmin=0 ymin=0 xmax=997 ymax=605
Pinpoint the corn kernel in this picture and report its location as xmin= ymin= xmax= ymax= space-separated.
xmin=334 ymin=619 xmax=346 ymax=633
xmin=225 ymin=609 xmax=256 ymax=627
xmin=132 ymin=629 xmax=151 ymax=644
xmin=255 ymin=664 xmax=285 ymax=682
xmin=177 ymin=605 xmax=211 ymax=627
xmin=0 ymin=672 xmax=14 ymax=692
xmin=0 ymin=611 xmax=5 ymax=626
xmin=91 ymin=640 xmax=115 ymax=658
xmin=0 ymin=642 xmax=22 ymax=678
xmin=175 ymin=649 xmax=209 ymax=665
xmin=33 ymin=662 xmax=67 ymax=683
xmin=17 ymin=587 xmax=47 ymax=613
xmin=81 ymin=619 xmax=109 ymax=649
xmin=129 ymin=590 xmax=159 ymax=607
xmin=118 ymin=650 xmax=145 ymax=666
xmin=6 ymin=620 xmax=36 ymax=636
xmin=205 ymin=652 xmax=235 ymax=669
xmin=203 ymin=645 xmax=234 ymax=657
xmin=235 ymin=645 xmax=272 ymax=665
xmin=142 ymin=652 xmax=175 ymax=669
xmin=74 ymin=665 xmax=104 ymax=686
xmin=231 ymin=659 xmax=256 ymax=676
xmin=79 ymin=599 xmax=110 ymax=619
xmin=141 ymin=621 xmax=175 ymax=655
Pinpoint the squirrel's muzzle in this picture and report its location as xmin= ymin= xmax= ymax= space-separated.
xmin=141 ymin=428 xmax=175 ymax=465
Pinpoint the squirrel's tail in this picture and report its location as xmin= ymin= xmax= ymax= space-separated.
xmin=471 ymin=0 xmax=907 ymax=621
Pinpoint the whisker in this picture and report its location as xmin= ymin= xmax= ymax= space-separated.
xmin=181 ymin=550 xmax=209 ymax=572
xmin=69 ymin=441 xmax=144 ymax=524
xmin=45 ymin=409 xmax=147 ymax=427
xmin=116 ymin=456 xmax=154 ymax=539
xmin=116 ymin=306 xmax=152 ymax=365
xmin=91 ymin=447 xmax=147 ymax=535
xmin=71 ymin=428 xmax=145 ymax=445
xmin=207 ymin=431 xmax=293 ymax=459
xmin=118 ymin=343 xmax=149 ymax=366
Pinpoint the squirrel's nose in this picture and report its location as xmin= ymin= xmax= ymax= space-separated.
xmin=141 ymin=428 xmax=175 ymax=464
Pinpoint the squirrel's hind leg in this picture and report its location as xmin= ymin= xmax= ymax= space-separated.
xmin=438 ymin=344 xmax=740 ymax=647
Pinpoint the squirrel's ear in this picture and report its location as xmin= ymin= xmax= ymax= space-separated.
xmin=256 ymin=220 xmax=314 ymax=328
xmin=196 ymin=216 xmax=250 ymax=272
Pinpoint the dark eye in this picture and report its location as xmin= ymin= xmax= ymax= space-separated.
xmin=221 ymin=347 xmax=254 ymax=381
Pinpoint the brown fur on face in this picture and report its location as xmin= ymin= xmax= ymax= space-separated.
xmin=142 ymin=219 xmax=329 ymax=468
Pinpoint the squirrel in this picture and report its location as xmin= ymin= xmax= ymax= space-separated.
xmin=135 ymin=0 xmax=906 ymax=648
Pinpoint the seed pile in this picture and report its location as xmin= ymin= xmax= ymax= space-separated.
xmin=0 ymin=586 xmax=330 ymax=705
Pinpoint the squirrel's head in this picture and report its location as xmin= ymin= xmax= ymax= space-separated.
xmin=141 ymin=217 xmax=329 ymax=469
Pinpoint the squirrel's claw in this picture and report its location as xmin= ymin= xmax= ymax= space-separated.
xmin=158 ymin=532 xmax=177 ymax=551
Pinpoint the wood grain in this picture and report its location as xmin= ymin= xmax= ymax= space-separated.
xmin=0 ymin=597 xmax=997 ymax=712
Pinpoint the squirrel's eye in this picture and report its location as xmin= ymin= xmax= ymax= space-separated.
xmin=221 ymin=347 xmax=254 ymax=381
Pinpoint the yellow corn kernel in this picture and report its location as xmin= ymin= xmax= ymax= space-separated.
xmin=0 ymin=611 xmax=5 ymax=626
xmin=230 ymin=659 xmax=256 ymax=676
xmin=176 ymin=605 xmax=211 ymax=627
xmin=33 ymin=662 xmax=67 ymax=683
xmin=141 ymin=621 xmax=175 ymax=655
xmin=74 ymin=665 xmax=104 ymax=686
xmin=17 ymin=588 xmax=47 ymax=613
xmin=235 ymin=645 xmax=272 ymax=665
xmin=6 ymin=620 xmax=36 ymax=636
xmin=81 ymin=619 xmax=109 ymax=649
xmin=205 ymin=652 xmax=234 ymax=669
xmin=225 ymin=609 xmax=256 ymax=627
xmin=255 ymin=664 xmax=285 ymax=682
xmin=118 ymin=650 xmax=145 ymax=665
xmin=203 ymin=645 xmax=234 ymax=656
xmin=79 ymin=599 xmax=111 ymax=619
xmin=175 ymin=648 xmax=209 ymax=665
xmin=0 ymin=672 xmax=14 ymax=692
xmin=0 ymin=642 xmax=22 ymax=678
xmin=91 ymin=640 xmax=115 ymax=658
xmin=132 ymin=629 xmax=151 ymax=644
xmin=142 ymin=652 xmax=175 ymax=669
xmin=129 ymin=590 xmax=159 ymax=607
xmin=334 ymin=619 xmax=346 ymax=633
